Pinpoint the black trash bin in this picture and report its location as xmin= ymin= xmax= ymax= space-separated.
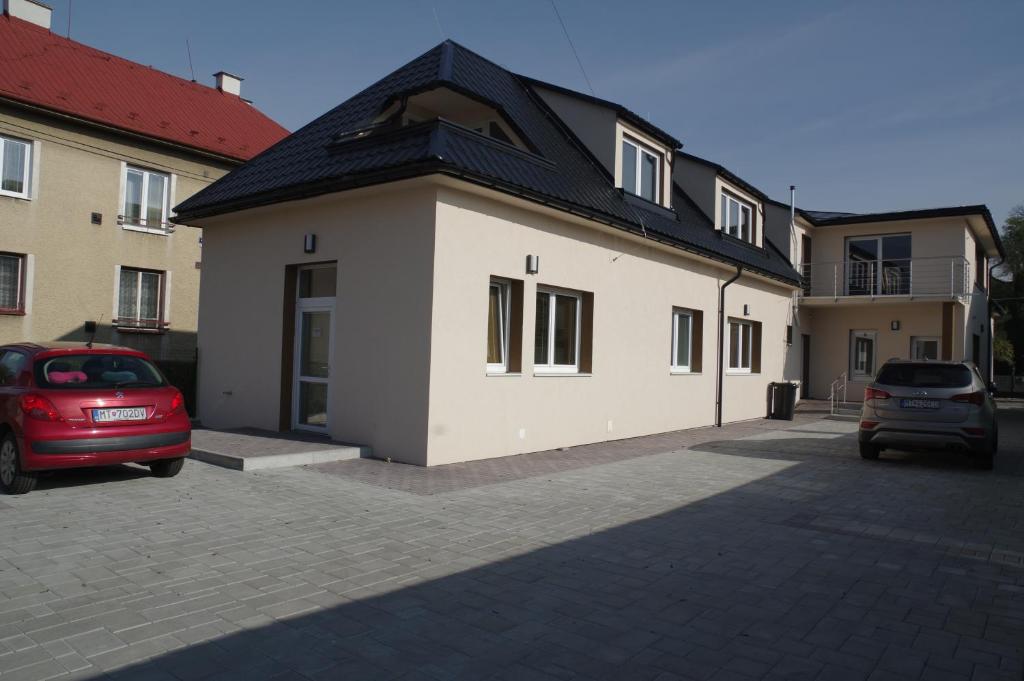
xmin=768 ymin=382 xmax=798 ymax=420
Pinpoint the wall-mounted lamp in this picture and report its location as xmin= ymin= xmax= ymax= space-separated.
xmin=891 ymin=320 xmax=900 ymax=331
xmin=303 ymin=234 xmax=317 ymax=254
xmin=743 ymin=304 xmax=750 ymax=316
xmin=526 ymin=254 xmax=539 ymax=275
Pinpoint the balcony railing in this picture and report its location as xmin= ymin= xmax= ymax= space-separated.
xmin=799 ymin=256 xmax=971 ymax=299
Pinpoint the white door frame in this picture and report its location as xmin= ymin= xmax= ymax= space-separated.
xmin=292 ymin=265 xmax=336 ymax=432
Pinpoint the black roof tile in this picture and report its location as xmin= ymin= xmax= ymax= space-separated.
xmin=175 ymin=40 xmax=800 ymax=285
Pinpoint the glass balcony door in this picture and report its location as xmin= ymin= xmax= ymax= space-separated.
xmin=845 ymin=234 xmax=911 ymax=296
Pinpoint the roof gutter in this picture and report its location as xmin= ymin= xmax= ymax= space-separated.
xmin=716 ymin=266 xmax=743 ymax=427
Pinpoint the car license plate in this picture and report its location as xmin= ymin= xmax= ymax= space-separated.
xmin=899 ymin=399 xmax=940 ymax=410
xmin=93 ymin=407 xmax=147 ymax=422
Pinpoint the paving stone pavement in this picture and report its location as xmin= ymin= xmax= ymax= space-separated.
xmin=1 ymin=406 xmax=1023 ymax=681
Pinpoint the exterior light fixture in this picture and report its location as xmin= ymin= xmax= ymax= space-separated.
xmin=526 ymin=254 xmax=539 ymax=275
xmin=304 ymin=234 xmax=317 ymax=254
xmin=891 ymin=320 xmax=900 ymax=331
xmin=743 ymin=304 xmax=750 ymax=316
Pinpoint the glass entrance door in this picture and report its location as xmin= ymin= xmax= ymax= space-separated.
xmin=293 ymin=265 xmax=336 ymax=431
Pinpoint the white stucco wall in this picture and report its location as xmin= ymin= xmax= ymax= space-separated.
xmin=424 ymin=184 xmax=795 ymax=465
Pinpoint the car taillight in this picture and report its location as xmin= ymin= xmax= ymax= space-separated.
xmin=864 ymin=387 xmax=891 ymax=401
xmin=963 ymin=427 xmax=987 ymax=437
xmin=860 ymin=420 xmax=879 ymax=430
xmin=951 ymin=391 xmax=985 ymax=406
xmin=19 ymin=394 xmax=61 ymax=421
xmin=169 ymin=391 xmax=185 ymax=415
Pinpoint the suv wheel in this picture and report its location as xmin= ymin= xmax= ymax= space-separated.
xmin=0 ymin=433 xmax=37 ymax=494
xmin=859 ymin=442 xmax=880 ymax=460
xmin=150 ymin=458 xmax=184 ymax=478
xmin=974 ymin=423 xmax=997 ymax=471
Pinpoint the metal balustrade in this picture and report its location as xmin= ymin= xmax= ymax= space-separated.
xmin=799 ymin=256 xmax=970 ymax=299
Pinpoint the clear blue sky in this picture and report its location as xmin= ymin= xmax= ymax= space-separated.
xmin=48 ymin=0 xmax=1024 ymax=225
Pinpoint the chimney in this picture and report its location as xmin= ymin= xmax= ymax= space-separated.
xmin=213 ymin=71 xmax=243 ymax=97
xmin=4 ymin=0 xmax=52 ymax=29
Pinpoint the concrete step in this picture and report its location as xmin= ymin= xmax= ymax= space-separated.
xmin=189 ymin=427 xmax=371 ymax=471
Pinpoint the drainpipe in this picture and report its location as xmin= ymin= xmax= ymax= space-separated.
xmin=716 ymin=266 xmax=743 ymax=427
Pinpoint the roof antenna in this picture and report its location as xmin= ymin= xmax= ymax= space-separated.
xmin=84 ymin=319 xmax=98 ymax=349
xmin=431 ymin=6 xmax=445 ymax=41
xmin=186 ymin=39 xmax=196 ymax=82
xmin=549 ymin=0 xmax=595 ymax=95
xmin=66 ymin=0 xmax=72 ymax=38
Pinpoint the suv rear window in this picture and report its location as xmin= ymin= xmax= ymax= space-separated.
xmin=34 ymin=354 xmax=166 ymax=389
xmin=875 ymin=363 xmax=972 ymax=388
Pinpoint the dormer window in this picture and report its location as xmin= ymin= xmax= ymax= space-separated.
xmin=621 ymin=136 xmax=661 ymax=203
xmin=721 ymin=191 xmax=754 ymax=243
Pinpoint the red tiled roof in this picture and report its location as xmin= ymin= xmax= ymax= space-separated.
xmin=0 ymin=14 xmax=288 ymax=161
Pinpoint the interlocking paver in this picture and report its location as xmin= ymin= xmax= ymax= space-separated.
xmin=2 ymin=403 xmax=1024 ymax=680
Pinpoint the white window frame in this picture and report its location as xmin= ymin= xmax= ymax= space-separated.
xmin=622 ymin=136 xmax=661 ymax=203
xmin=121 ymin=165 xmax=170 ymax=234
xmin=116 ymin=267 xmax=165 ymax=330
xmin=0 ymin=252 xmax=26 ymax=313
xmin=487 ymin=279 xmax=511 ymax=374
xmin=534 ymin=287 xmax=582 ymax=374
xmin=850 ymin=330 xmax=877 ymax=378
xmin=720 ymin=191 xmax=754 ymax=243
xmin=910 ymin=336 xmax=940 ymax=361
xmin=727 ymin=319 xmax=753 ymax=374
xmin=671 ymin=308 xmax=693 ymax=373
xmin=0 ymin=135 xmax=32 ymax=200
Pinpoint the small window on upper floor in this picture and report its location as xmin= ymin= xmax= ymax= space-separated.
xmin=0 ymin=135 xmax=32 ymax=200
xmin=123 ymin=166 xmax=171 ymax=234
xmin=720 ymin=191 xmax=755 ymax=243
xmin=621 ymin=136 xmax=661 ymax=203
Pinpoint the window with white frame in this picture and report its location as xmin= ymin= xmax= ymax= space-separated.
xmin=728 ymin=319 xmax=753 ymax=372
xmin=0 ymin=253 xmax=25 ymax=313
xmin=850 ymin=330 xmax=877 ymax=377
xmin=621 ymin=136 xmax=661 ymax=203
xmin=671 ymin=309 xmax=693 ymax=372
xmin=0 ymin=135 xmax=31 ymax=199
xmin=911 ymin=336 xmax=939 ymax=361
xmin=534 ymin=288 xmax=581 ymax=373
xmin=123 ymin=166 xmax=169 ymax=229
xmin=487 ymin=279 xmax=510 ymax=373
xmin=117 ymin=267 xmax=164 ymax=329
xmin=720 ymin=192 xmax=754 ymax=243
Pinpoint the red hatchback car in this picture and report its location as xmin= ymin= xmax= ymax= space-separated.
xmin=0 ymin=343 xmax=191 ymax=494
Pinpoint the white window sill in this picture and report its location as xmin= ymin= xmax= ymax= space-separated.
xmin=0 ymin=191 xmax=31 ymax=201
xmin=533 ymin=372 xmax=590 ymax=377
xmin=670 ymin=369 xmax=700 ymax=375
xmin=486 ymin=371 xmax=521 ymax=377
xmin=122 ymin=224 xmax=172 ymax=236
xmin=726 ymin=369 xmax=756 ymax=375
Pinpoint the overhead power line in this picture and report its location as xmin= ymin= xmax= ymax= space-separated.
xmin=548 ymin=0 xmax=594 ymax=96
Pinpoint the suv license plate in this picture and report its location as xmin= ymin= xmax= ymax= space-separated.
xmin=93 ymin=407 xmax=147 ymax=422
xmin=899 ymin=399 xmax=940 ymax=410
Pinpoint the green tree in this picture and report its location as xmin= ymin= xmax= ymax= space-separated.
xmin=997 ymin=204 xmax=1024 ymax=276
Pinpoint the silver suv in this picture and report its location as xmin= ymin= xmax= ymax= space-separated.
xmin=859 ymin=360 xmax=998 ymax=469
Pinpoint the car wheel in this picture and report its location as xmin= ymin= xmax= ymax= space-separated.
xmin=0 ymin=433 xmax=37 ymax=494
xmin=150 ymin=458 xmax=185 ymax=478
xmin=974 ymin=424 xmax=997 ymax=471
xmin=859 ymin=442 xmax=880 ymax=460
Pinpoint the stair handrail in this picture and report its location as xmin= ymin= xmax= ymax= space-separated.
xmin=829 ymin=372 xmax=848 ymax=415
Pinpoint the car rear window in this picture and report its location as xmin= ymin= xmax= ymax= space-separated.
xmin=34 ymin=354 xmax=166 ymax=389
xmin=875 ymin=363 xmax=972 ymax=388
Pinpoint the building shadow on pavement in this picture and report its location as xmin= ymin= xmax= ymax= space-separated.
xmin=63 ymin=423 xmax=1024 ymax=681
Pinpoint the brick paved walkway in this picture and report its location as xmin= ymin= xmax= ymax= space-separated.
xmin=1 ymin=408 xmax=1022 ymax=680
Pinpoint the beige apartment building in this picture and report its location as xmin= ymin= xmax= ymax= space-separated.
xmin=0 ymin=0 xmax=286 ymax=389
xmin=176 ymin=40 xmax=1002 ymax=465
